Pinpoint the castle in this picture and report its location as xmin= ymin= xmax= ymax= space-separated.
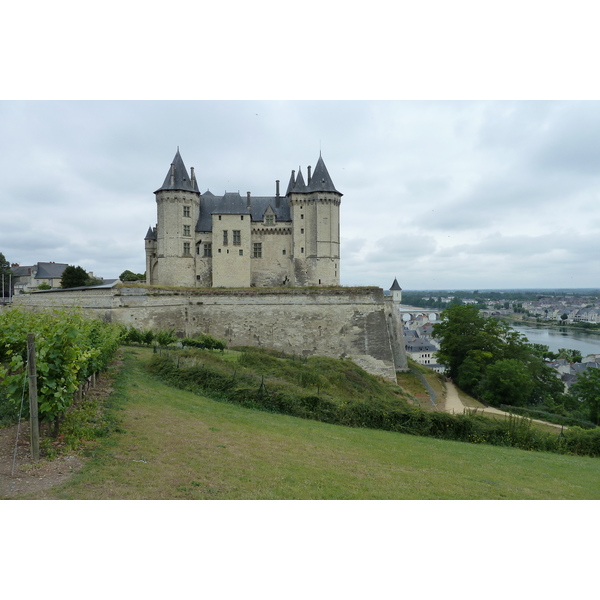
xmin=145 ymin=150 xmax=342 ymax=288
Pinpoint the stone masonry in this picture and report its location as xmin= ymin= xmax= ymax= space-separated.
xmin=13 ymin=286 xmax=408 ymax=381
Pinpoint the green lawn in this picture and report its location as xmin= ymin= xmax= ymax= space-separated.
xmin=45 ymin=348 xmax=600 ymax=499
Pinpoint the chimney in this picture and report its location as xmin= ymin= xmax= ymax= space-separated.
xmin=276 ymin=180 xmax=280 ymax=208
xmin=170 ymin=163 xmax=175 ymax=186
xmin=307 ymin=165 xmax=312 ymax=184
xmin=191 ymin=166 xmax=195 ymax=184
xmin=247 ymin=191 xmax=251 ymax=211
xmin=291 ymin=169 xmax=296 ymax=184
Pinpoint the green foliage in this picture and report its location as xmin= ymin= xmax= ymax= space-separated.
xmin=155 ymin=329 xmax=178 ymax=347
xmin=557 ymin=348 xmax=582 ymax=363
xmin=119 ymin=270 xmax=145 ymax=282
xmin=0 ymin=252 xmax=9 ymax=270
xmin=181 ymin=334 xmax=226 ymax=351
xmin=60 ymin=265 xmax=94 ymax=288
xmin=571 ymin=368 xmax=600 ymax=425
xmin=478 ymin=359 xmax=535 ymax=407
xmin=433 ymin=304 xmax=565 ymax=409
xmin=145 ymin=347 xmax=600 ymax=458
xmin=119 ymin=326 xmax=185 ymax=348
xmin=0 ymin=308 xmax=121 ymax=425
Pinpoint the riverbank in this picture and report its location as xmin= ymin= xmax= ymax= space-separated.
xmin=500 ymin=316 xmax=600 ymax=356
xmin=502 ymin=313 xmax=600 ymax=332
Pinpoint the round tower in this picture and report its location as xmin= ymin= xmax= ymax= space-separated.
xmin=153 ymin=150 xmax=201 ymax=287
xmin=288 ymin=154 xmax=342 ymax=286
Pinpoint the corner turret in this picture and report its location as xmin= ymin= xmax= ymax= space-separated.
xmin=390 ymin=278 xmax=402 ymax=303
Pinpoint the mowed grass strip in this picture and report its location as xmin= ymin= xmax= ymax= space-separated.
xmin=50 ymin=349 xmax=600 ymax=500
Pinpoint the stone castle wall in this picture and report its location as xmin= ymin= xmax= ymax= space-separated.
xmin=12 ymin=286 xmax=407 ymax=381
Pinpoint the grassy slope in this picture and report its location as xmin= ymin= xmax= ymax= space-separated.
xmin=45 ymin=348 xmax=600 ymax=500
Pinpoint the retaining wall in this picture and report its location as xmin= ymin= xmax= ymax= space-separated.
xmin=12 ymin=286 xmax=408 ymax=381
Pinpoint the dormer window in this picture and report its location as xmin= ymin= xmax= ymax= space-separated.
xmin=265 ymin=214 xmax=275 ymax=225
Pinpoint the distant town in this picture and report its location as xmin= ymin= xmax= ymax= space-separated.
xmin=399 ymin=289 xmax=600 ymax=391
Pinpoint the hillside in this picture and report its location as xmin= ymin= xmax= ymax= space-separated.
xmin=4 ymin=347 xmax=600 ymax=500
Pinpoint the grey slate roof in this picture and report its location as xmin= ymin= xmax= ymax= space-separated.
xmin=155 ymin=150 xmax=200 ymax=194
xmin=305 ymin=154 xmax=341 ymax=194
xmin=196 ymin=192 xmax=292 ymax=232
xmin=34 ymin=262 xmax=68 ymax=279
xmin=292 ymin=168 xmax=307 ymax=192
xmin=284 ymin=154 xmax=342 ymax=196
xmin=11 ymin=265 xmax=33 ymax=277
xmin=390 ymin=278 xmax=402 ymax=291
xmin=154 ymin=151 xmax=339 ymax=234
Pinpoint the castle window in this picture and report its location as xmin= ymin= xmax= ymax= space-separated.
xmin=265 ymin=214 xmax=274 ymax=225
xmin=301 ymin=247 xmax=304 ymax=253
xmin=282 ymin=249 xmax=286 ymax=255
xmin=203 ymin=243 xmax=212 ymax=257
xmin=239 ymin=249 xmax=243 ymax=256
xmin=233 ymin=230 xmax=241 ymax=245
xmin=223 ymin=230 xmax=228 ymax=245
xmin=183 ymin=206 xmax=190 ymax=217
xmin=183 ymin=225 xmax=191 ymax=236
xmin=301 ymin=214 xmax=304 ymax=219
xmin=253 ymin=243 xmax=262 ymax=258
xmin=300 ymin=228 xmax=304 ymax=234
xmin=241 ymin=215 xmax=244 ymax=220
xmin=183 ymin=242 xmax=191 ymax=255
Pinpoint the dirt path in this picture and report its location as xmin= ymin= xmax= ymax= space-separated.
xmin=443 ymin=381 xmax=563 ymax=430
xmin=0 ymin=421 xmax=84 ymax=499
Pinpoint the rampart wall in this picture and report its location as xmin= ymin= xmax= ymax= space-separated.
xmin=12 ymin=286 xmax=408 ymax=381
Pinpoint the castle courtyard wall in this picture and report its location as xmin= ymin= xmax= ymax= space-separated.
xmin=12 ymin=286 xmax=408 ymax=381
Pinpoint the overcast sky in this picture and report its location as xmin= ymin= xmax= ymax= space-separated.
xmin=2 ymin=100 xmax=599 ymax=290
xmin=3 ymin=2 xmax=600 ymax=291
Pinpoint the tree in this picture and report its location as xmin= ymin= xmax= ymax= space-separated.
xmin=0 ymin=252 xmax=10 ymax=275
xmin=432 ymin=303 xmax=564 ymax=408
xmin=1 ymin=252 xmax=13 ymax=298
xmin=432 ymin=305 xmax=489 ymax=379
xmin=478 ymin=358 xmax=535 ymax=407
xmin=570 ymin=368 xmax=600 ymax=425
xmin=119 ymin=269 xmax=145 ymax=282
xmin=433 ymin=304 xmax=529 ymax=381
xmin=558 ymin=348 xmax=582 ymax=363
xmin=61 ymin=265 xmax=91 ymax=288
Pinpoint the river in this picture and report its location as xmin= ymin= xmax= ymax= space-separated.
xmin=509 ymin=322 xmax=600 ymax=357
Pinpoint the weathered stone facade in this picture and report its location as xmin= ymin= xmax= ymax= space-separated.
xmin=145 ymin=150 xmax=341 ymax=288
xmin=13 ymin=286 xmax=408 ymax=381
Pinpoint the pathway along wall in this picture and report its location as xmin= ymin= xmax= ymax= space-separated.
xmin=12 ymin=286 xmax=408 ymax=381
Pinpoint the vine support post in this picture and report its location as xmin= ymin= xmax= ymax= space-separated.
xmin=27 ymin=333 xmax=40 ymax=461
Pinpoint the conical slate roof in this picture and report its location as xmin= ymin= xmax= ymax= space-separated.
xmin=305 ymin=154 xmax=340 ymax=194
xmin=155 ymin=150 xmax=200 ymax=194
xmin=390 ymin=278 xmax=402 ymax=291
xmin=293 ymin=167 xmax=307 ymax=192
xmin=285 ymin=155 xmax=341 ymax=196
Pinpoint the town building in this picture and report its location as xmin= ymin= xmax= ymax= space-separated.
xmin=11 ymin=262 xmax=69 ymax=292
xmin=145 ymin=150 xmax=342 ymax=288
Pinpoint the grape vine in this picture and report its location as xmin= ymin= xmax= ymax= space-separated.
xmin=0 ymin=308 xmax=121 ymax=424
